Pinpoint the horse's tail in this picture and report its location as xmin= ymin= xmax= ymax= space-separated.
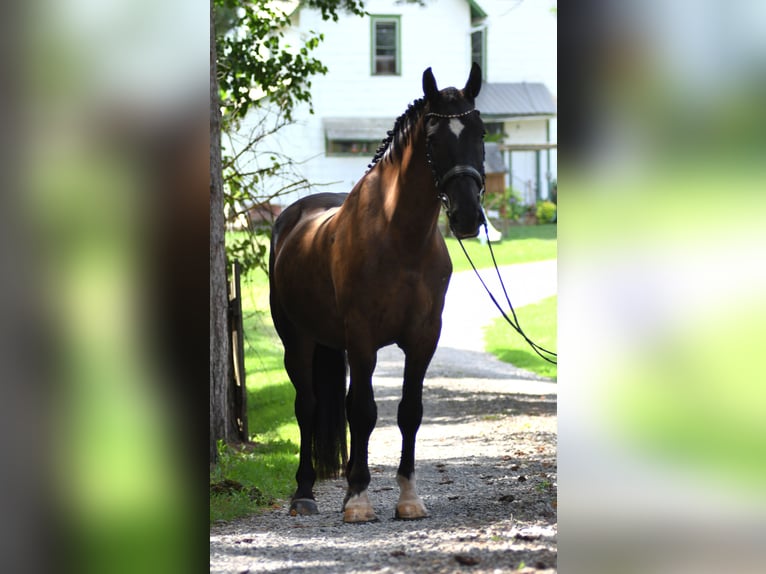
xmin=311 ymin=344 xmax=348 ymax=479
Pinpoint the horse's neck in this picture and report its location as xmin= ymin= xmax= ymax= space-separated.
xmin=381 ymin=128 xmax=441 ymax=241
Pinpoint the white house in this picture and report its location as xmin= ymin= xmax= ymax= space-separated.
xmin=233 ymin=0 xmax=557 ymax=211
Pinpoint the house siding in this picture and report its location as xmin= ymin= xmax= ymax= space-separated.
xmin=479 ymin=0 xmax=557 ymax=94
xmin=260 ymin=0 xmax=476 ymax=199
xmin=232 ymin=0 xmax=556 ymax=208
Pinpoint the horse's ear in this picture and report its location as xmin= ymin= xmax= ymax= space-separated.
xmin=464 ymin=62 xmax=482 ymax=100
xmin=423 ymin=67 xmax=439 ymax=101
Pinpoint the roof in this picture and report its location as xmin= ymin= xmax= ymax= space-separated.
xmin=477 ymin=83 xmax=557 ymax=118
xmin=468 ymin=0 xmax=487 ymax=21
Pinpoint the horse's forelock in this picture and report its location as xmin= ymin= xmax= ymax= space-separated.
xmin=431 ymin=87 xmax=473 ymax=116
xmin=440 ymin=87 xmax=462 ymax=100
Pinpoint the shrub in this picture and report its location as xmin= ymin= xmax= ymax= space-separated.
xmin=485 ymin=187 xmax=526 ymax=221
xmin=536 ymin=200 xmax=557 ymax=224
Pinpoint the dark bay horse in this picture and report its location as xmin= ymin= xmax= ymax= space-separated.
xmin=269 ymin=64 xmax=486 ymax=523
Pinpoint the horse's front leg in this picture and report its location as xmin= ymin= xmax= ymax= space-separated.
xmin=395 ymin=343 xmax=437 ymax=520
xmin=342 ymin=343 xmax=378 ymax=523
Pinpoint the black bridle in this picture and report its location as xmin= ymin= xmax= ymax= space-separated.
xmin=456 ymin=225 xmax=558 ymax=365
xmin=424 ymin=108 xmax=486 ymax=209
xmin=425 ymin=110 xmax=556 ymax=365
xmin=424 ymin=108 xmax=556 ymax=365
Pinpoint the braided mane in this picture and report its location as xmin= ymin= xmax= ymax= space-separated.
xmin=366 ymin=97 xmax=428 ymax=172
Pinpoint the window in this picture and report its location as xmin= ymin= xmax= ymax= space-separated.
xmin=326 ymin=139 xmax=379 ymax=156
xmin=324 ymin=118 xmax=392 ymax=156
xmin=471 ymin=27 xmax=486 ymax=77
xmin=371 ymin=16 xmax=400 ymax=75
xmin=484 ymin=121 xmax=506 ymax=142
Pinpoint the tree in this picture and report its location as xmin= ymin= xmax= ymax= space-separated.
xmin=210 ymin=2 xmax=229 ymax=464
xmin=216 ymin=0 xmax=365 ymax=273
xmin=210 ymin=0 xmax=365 ymax=463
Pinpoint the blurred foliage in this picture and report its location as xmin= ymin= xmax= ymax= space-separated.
xmin=484 ymin=187 xmax=526 ymax=222
xmin=536 ymin=200 xmax=557 ymax=224
xmin=225 ymin=225 xmax=270 ymax=276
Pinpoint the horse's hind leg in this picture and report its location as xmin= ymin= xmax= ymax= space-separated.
xmin=283 ymin=337 xmax=319 ymax=516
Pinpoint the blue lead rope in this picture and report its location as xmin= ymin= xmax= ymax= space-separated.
xmin=455 ymin=222 xmax=558 ymax=365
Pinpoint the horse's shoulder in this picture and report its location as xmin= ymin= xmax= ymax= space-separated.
xmin=274 ymin=193 xmax=348 ymax=239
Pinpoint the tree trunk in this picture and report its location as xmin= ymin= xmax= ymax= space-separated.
xmin=210 ymin=3 xmax=229 ymax=464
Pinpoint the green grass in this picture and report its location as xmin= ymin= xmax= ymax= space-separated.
xmin=444 ymin=223 xmax=557 ymax=273
xmin=484 ymin=295 xmax=557 ymax=380
xmin=210 ymin=269 xmax=299 ymax=523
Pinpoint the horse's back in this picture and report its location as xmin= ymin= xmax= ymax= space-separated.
xmin=272 ymin=192 xmax=348 ymax=248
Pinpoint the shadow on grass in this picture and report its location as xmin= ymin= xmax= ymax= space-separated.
xmin=211 ymin=432 xmax=299 ymax=523
xmin=246 ymin=381 xmax=296 ymax=436
xmin=248 ymin=438 xmax=297 ymax=456
xmin=212 ymin=342 xmax=298 ymax=522
xmin=491 ymin=348 xmax=557 ymax=381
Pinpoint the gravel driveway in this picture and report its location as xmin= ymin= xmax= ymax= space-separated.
xmin=210 ymin=260 xmax=558 ymax=573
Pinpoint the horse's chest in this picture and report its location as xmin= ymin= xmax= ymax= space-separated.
xmin=341 ymin=268 xmax=447 ymax=330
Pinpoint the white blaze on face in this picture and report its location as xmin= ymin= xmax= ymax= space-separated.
xmin=448 ymin=117 xmax=465 ymax=139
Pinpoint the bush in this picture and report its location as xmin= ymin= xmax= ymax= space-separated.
xmin=536 ymin=200 xmax=557 ymax=224
xmin=485 ymin=187 xmax=526 ymax=221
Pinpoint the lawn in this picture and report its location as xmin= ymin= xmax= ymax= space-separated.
xmin=484 ymin=295 xmax=557 ymax=380
xmin=210 ymin=269 xmax=299 ymax=522
xmin=444 ymin=223 xmax=557 ymax=272
xmin=448 ymin=223 xmax=557 ymax=379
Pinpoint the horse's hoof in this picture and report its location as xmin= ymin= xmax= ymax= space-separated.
xmin=289 ymin=498 xmax=318 ymax=516
xmin=343 ymin=506 xmax=377 ymax=523
xmin=342 ymin=492 xmax=377 ymax=523
xmin=395 ymin=474 xmax=428 ymax=519
xmin=394 ymin=501 xmax=429 ymax=520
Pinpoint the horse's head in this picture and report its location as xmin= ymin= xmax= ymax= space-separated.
xmin=423 ymin=63 xmax=486 ymax=239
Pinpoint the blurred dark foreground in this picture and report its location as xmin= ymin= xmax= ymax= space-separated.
xmin=1 ymin=1 xmax=209 ymax=572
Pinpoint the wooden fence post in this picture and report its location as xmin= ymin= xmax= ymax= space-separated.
xmin=227 ymin=261 xmax=248 ymax=442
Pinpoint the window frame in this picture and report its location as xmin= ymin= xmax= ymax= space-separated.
xmin=470 ymin=26 xmax=487 ymax=79
xmin=370 ymin=15 xmax=401 ymax=76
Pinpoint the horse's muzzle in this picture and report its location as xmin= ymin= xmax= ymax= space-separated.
xmin=449 ymin=208 xmax=485 ymax=239
xmin=452 ymin=227 xmax=480 ymax=240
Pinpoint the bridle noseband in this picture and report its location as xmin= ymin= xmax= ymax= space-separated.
xmin=435 ymin=164 xmax=484 ymax=191
xmin=423 ymin=108 xmax=486 ymax=208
